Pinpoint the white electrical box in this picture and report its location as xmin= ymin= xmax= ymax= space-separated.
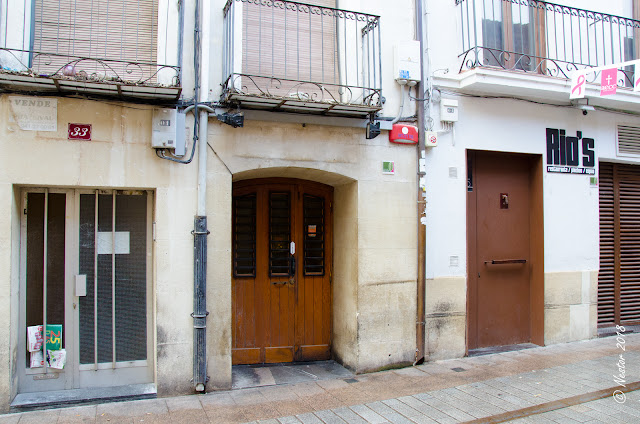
xmin=440 ymin=99 xmax=459 ymax=122
xmin=425 ymin=131 xmax=438 ymax=147
xmin=152 ymin=108 xmax=186 ymax=156
xmin=394 ymin=41 xmax=421 ymax=83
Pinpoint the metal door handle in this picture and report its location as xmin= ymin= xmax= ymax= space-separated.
xmin=484 ymin=259 xmax=527 ymax=264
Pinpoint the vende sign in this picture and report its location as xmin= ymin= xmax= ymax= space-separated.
xmin=570 ymin=59 xmax=640 ymax=99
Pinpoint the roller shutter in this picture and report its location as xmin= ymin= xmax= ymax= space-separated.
xmin=31 ymin=0 xmax=158 ymax=81
xmin=598 ymin=162 xmax=640 ymax=326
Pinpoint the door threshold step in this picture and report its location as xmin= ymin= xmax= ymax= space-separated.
xmin=10 ymin=383 xmax=156 ymax=411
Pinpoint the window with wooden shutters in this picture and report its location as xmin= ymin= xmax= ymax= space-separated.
xmin=598 ymin=163 xmax=640 ymax=326
xmin=221 ymin=0 xmax=382 ymax=113
xmin=31 ymin=0 xmax=158 ymax=82
xmin=241 ymin=0 xmax=337 ymax=98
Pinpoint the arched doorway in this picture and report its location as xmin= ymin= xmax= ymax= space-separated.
xmin=232 ymin=178 xmax=333 ymax=364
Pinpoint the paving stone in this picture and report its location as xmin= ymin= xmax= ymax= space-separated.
xmin=395 ymin=396 xmax=456 ymax=424
xmin=277 ymin=417 xmax=302 ymax=424
xmin=415 ymin=396 xmax=475 ymax=422
xmin=295 ymin=412 xmax=324 ymax=424
xmin=348 ymin=405 xmax=387 ymax=424
xmin=330 ymin=407 xmax=367 ymax=424
xmin=365 ymin=401 xmax=414 ymax=424
xmin=313 ymin=410 xmax=346 ymax=424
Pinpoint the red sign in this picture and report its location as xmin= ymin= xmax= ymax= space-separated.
xmin=600 ymin=68 xmax=618 ymax=96
xmin=389 ymin=124 xmax=418 ymax=145
xmin=68 ymin=123 xmax=92 ymax=140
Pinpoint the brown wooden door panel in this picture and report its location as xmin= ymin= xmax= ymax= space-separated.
xmin=233 ymin=179 xmax=332 ymax=364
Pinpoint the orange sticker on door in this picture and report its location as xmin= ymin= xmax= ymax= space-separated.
xmin=308 ymin=225 xmax=317 ymax=237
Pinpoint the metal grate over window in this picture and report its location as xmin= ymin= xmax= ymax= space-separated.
xmin=233 ymin=194 xmax=257 ymax=277
xmin=303 ymin=194 xmax=325 ymax=276
xmin=618 ymin=125 xmax=640 ymax=156
xmin=79 ymin=192 xmax=147 ymax=365
xmin=269 ymin=192 xmax=291 ymax=277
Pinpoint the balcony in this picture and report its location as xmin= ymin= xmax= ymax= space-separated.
xmin=221 ymin=0 xmax=382 ymax=118
xmin=0 ymin=0 xmax=181 ymax=103
xmin=452 ymin=0 xmax=640 ymax=106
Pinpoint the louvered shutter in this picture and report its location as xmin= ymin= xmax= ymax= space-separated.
xmin=32 ymin=0 xmax=158 ymax=82
xmin=598 ymin=163 xmax=640 ymax=326
xmin=598 ymin=163 xmax=615 ymax=326
xmin=241 ymin=0 xmax=338 ymax=98
xmin=617 ymin=165 xmax=640 ymax=323
xmin=618 ymin=125 xmax=640 ymax=156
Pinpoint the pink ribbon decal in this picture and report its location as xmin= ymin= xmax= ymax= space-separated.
xmin=572 ymin=74 xmax=586 ymax=95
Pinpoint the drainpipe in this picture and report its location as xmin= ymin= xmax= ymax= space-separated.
xmin=192 ymin=0 xmax=210 ymax=393
xmin=414 ymin=0 xmax=426 ymax=366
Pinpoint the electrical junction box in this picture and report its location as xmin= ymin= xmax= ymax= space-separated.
xmin=389 ymin=124 xmax=418 ymax=144
xmin=425 ymin=131 xmax=438 ymax=147
xmin=440 ymin=99 xmax=459 ymax=122
xmin=152 ymin=108 xmax=186 ymax=156
xmin=394 ymin=41 xmax=421 ymax=83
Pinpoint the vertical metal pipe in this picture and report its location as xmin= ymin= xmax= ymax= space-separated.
xmin=377 ymin=18 xmax=382 ymax=91
xmin=94 ymin=190 xmax=99 ymax=370
xmin=610 ymin=15 xmax=614 ymax=64
xmin=415 ymin=0 xmax=426 ymax=366
xmin=193 ymin=0 xmax=209 ymax=393
xmin=586 ymin=10 xmax=591 ymax=65
xmin=193 ymin=216 xmax=209 ymax=392
xmin=112 ymin=191 xmax=116 ymax=369
xmin=471 ymin=0 xmax=478 ymax=67
xmin=42 ymin=189 xmax=49 ymax=373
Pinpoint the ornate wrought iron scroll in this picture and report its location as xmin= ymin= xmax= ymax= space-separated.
xmin=0 ymin=47 xmax=180 ymax=87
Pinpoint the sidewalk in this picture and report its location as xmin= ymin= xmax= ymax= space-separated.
xmin=2 ymin=334 xmax=639 ymax=423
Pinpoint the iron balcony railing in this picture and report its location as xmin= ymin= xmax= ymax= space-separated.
xmin=457 ymin=0 xmax=640 ymax=87
xmin=221 ymin=0 xmax=382 ymax=116
xmin=0 ymin=0 xmax=180 ymax=91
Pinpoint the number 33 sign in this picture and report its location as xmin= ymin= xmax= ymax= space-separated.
xmin=68 ymin=123 xmax=92 ymax=140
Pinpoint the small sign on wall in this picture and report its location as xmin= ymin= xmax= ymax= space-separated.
xmin=68 ymin=123 xmax=92 ymax=140
xmin=382 ymin=161 xmax=395 ymax=175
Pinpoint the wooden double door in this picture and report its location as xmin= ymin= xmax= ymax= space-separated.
xmin=232 ymin=179 xmax=332 ymax=364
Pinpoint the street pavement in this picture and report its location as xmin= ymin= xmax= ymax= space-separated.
xmin=1 ymin=333 xmax=639 ymax=423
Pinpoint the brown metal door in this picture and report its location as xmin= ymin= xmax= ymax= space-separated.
xmin=470 ymin=152 xmax=532 ymax=348
xmin=232 ymin=179 xmax=332 ymax=364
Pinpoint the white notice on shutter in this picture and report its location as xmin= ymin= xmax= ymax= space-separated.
xmin=9 ymin=96 xmax=57 ymax=131
xmin=97 ymin=232 xmax=130 ymax=255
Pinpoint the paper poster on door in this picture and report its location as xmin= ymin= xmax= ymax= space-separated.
xmin=97 ymin=231 xmax=130 ymax=254
xmin=308 ymin=225 xmax=317 ymax=237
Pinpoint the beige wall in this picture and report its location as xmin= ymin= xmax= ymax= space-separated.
xmin=544 ymin=271 xmax=599 ymax=345
xmin=424 ymin=277 xmax=466 ymax=360
xmin=0 ymin=95 xmax=200 ymax=409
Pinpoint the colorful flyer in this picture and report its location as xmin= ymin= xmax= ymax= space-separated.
xmin=46 ymin=325 xmax=63 ymax=351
